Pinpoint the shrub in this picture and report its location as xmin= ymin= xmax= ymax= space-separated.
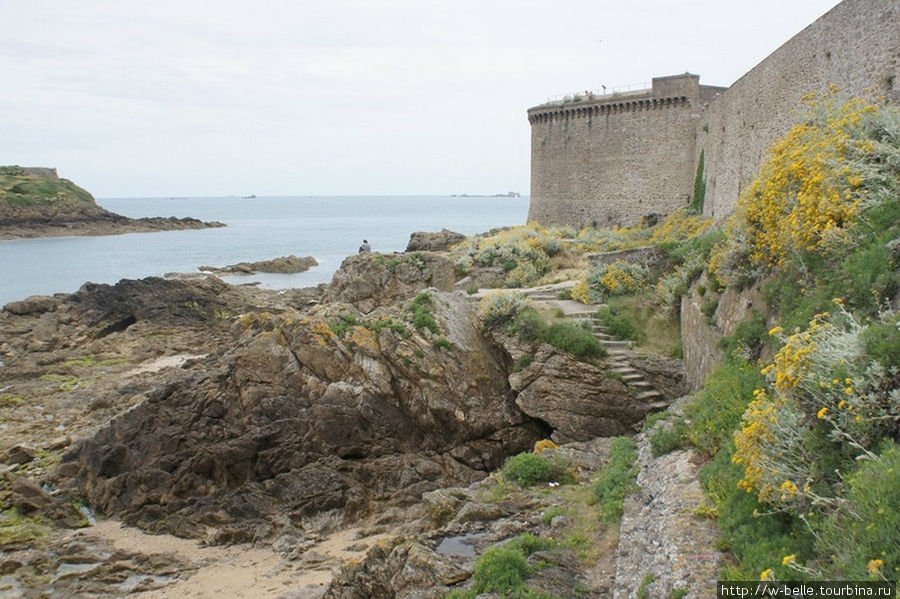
xmin=502 ymin=452 xmax=571 ymax=487
xmin=477 ymin=291 xmax=532 ymax=328
xmin=595 ymin=305 xmax=643 ymax=342
xmin=448 ymin=534 xmax=555 ymax=599
xmin=650 ymin=417 xmax=687 ymax=457
xmin=592 ymin=437 xmax=639 ymax=524
xmin=539 ymin=321 xmax=606 ymax=360
xmin=817 ymin=441 xmax=900 ymax=580
xmin=682 ymin=360 xmax=763 ymax=457
xmin=406 ymin=292 xmax=439 ymax=335
xmin=710 ymin=96 xmax=898 ymax=282
xmin=432 ymin=337 xmax=453 ymax=351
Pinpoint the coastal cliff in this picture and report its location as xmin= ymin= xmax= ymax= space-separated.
xmin=0 ymin=166 xmax=224 ymax=240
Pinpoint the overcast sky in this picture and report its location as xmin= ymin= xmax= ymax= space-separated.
xmin=1 ymin=0 xmax=841 ymax=198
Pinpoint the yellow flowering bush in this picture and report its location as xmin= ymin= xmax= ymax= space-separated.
xmin=451 ymin=224 xmax=561 ymax=287
xmin=648 ymin=207 xmax=714 ymax=245
xmin=710 ymin=94 xmax=892 ymax=284
xmin=733 ymin=307 xmax=899 ymax=509
xmin=572 ymin=261 xmax=648 ymax=304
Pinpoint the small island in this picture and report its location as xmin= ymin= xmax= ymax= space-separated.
xmin=0 ymin=166 xmax=225 ymax=240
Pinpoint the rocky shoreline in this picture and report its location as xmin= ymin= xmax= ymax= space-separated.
xmin=0 ymin=213 xmax=225 ymax=241
xmin=0 ymin=236 xmax=706 ymax=598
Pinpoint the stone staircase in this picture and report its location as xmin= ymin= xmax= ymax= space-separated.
xmin=568 ymin=315 xmax=667 ymax=410
xmin=519 ymin=283 xmax=667 ymax=410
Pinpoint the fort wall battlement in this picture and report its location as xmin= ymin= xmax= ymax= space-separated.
xmin=528 ymin=0 xmax=898 ymax=227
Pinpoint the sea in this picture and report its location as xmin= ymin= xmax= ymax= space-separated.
xmin=0 ymin=195 xmax=529 ymax=307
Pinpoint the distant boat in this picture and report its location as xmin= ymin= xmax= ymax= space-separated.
xmin=242 ymin=194 xmax=257 ymax=199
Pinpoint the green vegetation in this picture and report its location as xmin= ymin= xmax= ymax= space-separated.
xmin=595 ymin=304 xmax=643 ymax=343
xmin=406 ymin=292 xmax=440 ymax=335
xmin=501 ymin=452 xmax=573 ymax=487
xmin=636 ymin=573 xmax=655 ymax=599
xmin=0 ymin=168 xmax=94 ymax=207
xmin=477 ymin=292 xmax=606 ymax=361
xmin=0 ymin=509 xmax=50 ymax=548
xmin=592 ymin=437 xmax=639 ymax=525
xmin=690 ymin=150 xmax=706 ymax=214
xmin=674 ymin=97 xmax=900 ymax=582
xmin=447 ymin=534 xmax=555 ymax=599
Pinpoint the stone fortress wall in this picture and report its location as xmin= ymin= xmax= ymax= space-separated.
xmin=528 ymin=0 xmax=899 ymax=226
xmin=527 ymin=75 xmax=725 ymax=227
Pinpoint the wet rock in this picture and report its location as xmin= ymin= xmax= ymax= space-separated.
xmin=406 ymin=229 xmax=466 ymax=252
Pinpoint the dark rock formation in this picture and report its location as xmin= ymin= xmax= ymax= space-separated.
xmin=406 ymin=229 xmax=466 ymax=252
xmin=56 ymin=293 xmax=545 ymax=539
xmin=199 ymin=255 xmax=318 ymax=275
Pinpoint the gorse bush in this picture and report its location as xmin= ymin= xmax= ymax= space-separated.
xmin=572 ymin=261 xmax=648 ymax=304
xmin=679 ymin=96 xmax=900 ymax=582
xmin=710 ymin=93 xmax=899 ymax=282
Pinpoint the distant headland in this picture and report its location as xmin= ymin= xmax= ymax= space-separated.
xmin=0 ymin=166 xmax=225 ymax=240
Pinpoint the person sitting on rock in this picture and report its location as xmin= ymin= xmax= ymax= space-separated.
xmin=359 ymin=239 xmax=371 ymax=253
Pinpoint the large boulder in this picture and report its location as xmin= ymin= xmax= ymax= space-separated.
xmin=324 ymin=252 xmax=457 ymax=313
xmin=509 ymin=346 xmax=650 ymax=442
xmin=406 ymin=229 xmax=466 ymax=252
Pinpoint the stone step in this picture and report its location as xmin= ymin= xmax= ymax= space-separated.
xmin=635 ymin=390 xmax=664 ymax=401
xmin=626 ymin=380 xmax=653 ymax=389
xmin=528 ymin=293 xmax=560 ymax=300
xmin=620 ymin=373 xmax=644 ymax=383
xmin=611 ymin=366 xmax=638 ymax=374
xmin=601 ymin=340 xmax=631 ymax=349
xmin=647 ymin=400 xmax=670 ymax=410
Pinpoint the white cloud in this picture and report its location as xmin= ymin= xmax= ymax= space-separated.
xmin=0 ymin=0 xmax=841 ymax=196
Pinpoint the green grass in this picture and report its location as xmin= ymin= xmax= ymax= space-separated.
xmin=509 ymin=308 xmax=606 ymax=361
xmin=603 ymin=293 xmax=681 ymax=355
xmin=0 ymin=171 xmax=95 ymax=207
xmin=406 ymin=292 xmax=440 ymax=335
xmin=592 ymin=437 xmax=639 ymax=524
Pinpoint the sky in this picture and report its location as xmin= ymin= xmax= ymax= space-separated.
xmin=1 ymin=0 xmax=842 ymax=198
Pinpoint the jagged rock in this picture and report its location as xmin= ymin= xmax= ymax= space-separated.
xmin=199 ymin=255 xmax=318 ymax=275
xmin=406 ymin=229 xmax=466 ymax=252
xmin=57 ymin=292 xmax=545 ymax=540
xmin=324 ymin=539 xmax=470 ymax=599
xmin=324 ymin=252 xmax=457 ymax=313
xmin=510 ymin=346 xmax=648 ymax=441
xmin=3 ymin=295 xmax=57 ymax=315
xmin=5 ymin=444 xmax=36 ymax=465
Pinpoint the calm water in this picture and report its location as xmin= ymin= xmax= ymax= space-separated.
xmin=0 ymin=196 xmax=528 ymax=306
